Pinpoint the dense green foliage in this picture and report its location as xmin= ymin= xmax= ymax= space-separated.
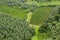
xmin=0 ymin=12 xmax=35 ymax=40
xmin=0 ymin=0 xmax=60 ymax=40
xmin=38 ymin=7 xmax=60 ymax=40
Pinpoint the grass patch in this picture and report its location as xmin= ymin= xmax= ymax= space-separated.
xmin=0 ymin=5 xmax=28 ymax=20
xmin=30 ymin=7 xmax=54 ymax=25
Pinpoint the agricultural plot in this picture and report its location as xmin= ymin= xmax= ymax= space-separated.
xmin=30 ymin=7 xmax=55 ymax=25
xmin=0 ymin=0 xmax=60 ymax=40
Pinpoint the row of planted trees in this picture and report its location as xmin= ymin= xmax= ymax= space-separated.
xmin=0 ymin=0 xmax=60 ymax=5
xmin=0 ymin=12 xmax=35 ymax=40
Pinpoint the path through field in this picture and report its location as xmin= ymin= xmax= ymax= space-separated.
xmin=26 ymin=12 xmax=32 ymax=23
xmin=26 ymin=12 xmax=40 ymax=40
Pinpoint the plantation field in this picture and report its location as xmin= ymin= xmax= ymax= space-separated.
xmin=0 ymin=0 xmax=60 ymax=40
xmin=30 ymin=7 xmax=54 ymax=25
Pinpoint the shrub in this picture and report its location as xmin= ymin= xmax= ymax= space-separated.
xmin=38 ymin=24 xmax=51 ymax=33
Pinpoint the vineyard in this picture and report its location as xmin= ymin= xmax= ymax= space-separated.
xmin=0 ymin=0 xmax=60 ymax=40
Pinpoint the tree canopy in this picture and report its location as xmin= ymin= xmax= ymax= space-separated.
xmin=0 ymin=12 xmax=35 ymax=40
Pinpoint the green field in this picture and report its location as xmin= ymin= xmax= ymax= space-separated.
xmin=0 ymin=5 xmax=28 ymax=20
xmin=30 ymin=7 xmax=54 ymax=25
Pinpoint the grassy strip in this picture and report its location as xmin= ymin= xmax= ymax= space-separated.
xmin=0 ymin=5 xmax=28 ymax=20
xmin=39 ymin=1 xmax=60 ymax=6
